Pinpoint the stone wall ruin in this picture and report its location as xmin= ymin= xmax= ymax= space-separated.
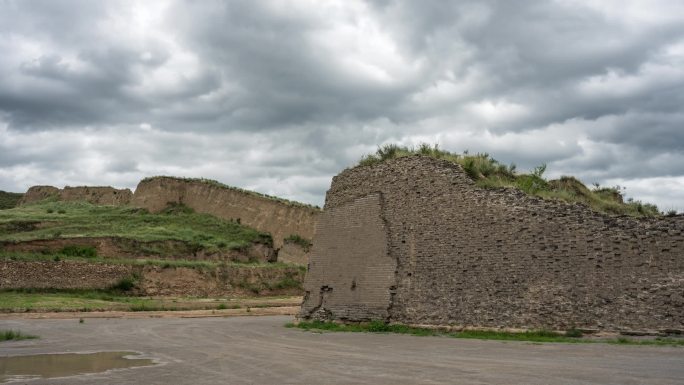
xmin=300 ymin=155 xmax=684 ymax=332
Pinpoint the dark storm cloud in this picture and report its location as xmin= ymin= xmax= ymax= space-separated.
xmin=0 ymin=0 xmax=683 ymax=210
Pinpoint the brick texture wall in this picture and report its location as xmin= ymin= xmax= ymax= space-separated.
xmin=300 ymin=194 xmax=396 ymax=321
xmin=300 ymin=155 xmax=684 ymax=331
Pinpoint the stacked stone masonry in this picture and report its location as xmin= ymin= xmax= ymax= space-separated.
xmin=300 ymin=155 xmax=684 ymax=332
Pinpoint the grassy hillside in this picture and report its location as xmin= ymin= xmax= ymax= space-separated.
xmin=359 ymin=144 xmax=662 ymax=217
xmin=0 ymin=201 xmax=272 ymax=252
xmin=0 ymin=191 xmax=23 ymax=210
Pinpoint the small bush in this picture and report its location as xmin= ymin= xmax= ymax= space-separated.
xmin=59 ymin=245 xmax=97 ymax=258
xmin=46 ymin=208 xmax=54 ymax=214
xmin=270 ymin=276 xmax=302 ymax=290
xmin=565 ymin=328 xmax=583 ymax=338
xmin=162 ymin=202 xmax=194 ymax=215
xmin=110 ymin=276 xmax=137 ymax=292
xmin=366 ymin=320 xmax=391 ymax=332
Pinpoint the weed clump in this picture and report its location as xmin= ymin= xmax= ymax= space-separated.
xmin=1 ymin=330 xmax=38 ymax=341
xmin=59 ymin=245 xmax=97 ymax=258
xmin=110 ymin=275 xmax=138 ymax=292
xmin=284 ymin=234 xmax=313 ymax=252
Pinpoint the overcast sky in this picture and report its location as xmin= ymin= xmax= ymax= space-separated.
xmin=1 ymin=0 xmax=683 ymax=210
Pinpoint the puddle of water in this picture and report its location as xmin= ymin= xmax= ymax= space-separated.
xmin=0 ymin=351 xmax=156 ymax=383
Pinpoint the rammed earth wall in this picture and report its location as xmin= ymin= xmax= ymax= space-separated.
xmin=131 ymin=177 xmax=320 ymax=249
xmin=18 ymin=178 xmax=320 ymax=252
xmin=300 ymin=155 xmax=684 ymax=332
xmin=19 ymin=186 xmax=133 ymax=206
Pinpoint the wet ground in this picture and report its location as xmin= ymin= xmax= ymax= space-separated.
xmin=1 ymin=315 xmax=683 ymax=384
xmin=0 ymin=351 xmax=155 ymax=383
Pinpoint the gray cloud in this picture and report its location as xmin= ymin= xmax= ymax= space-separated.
xmin=0 ymin=0 xmax=683 ymax=211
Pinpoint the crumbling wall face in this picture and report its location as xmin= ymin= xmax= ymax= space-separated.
xmin=19 ymin=185 xmax=132 ymax=206
xmin=60 ymin=186 xmax=133 ymax=205
xmin=131 ymin=177 xmax=319 ymax=249
xmin=300 ymin=194 xmax=396 ymax=321
xmin=278 ymin=243 xmax=310 ymax=265
xmin=18 ymin=186 xmax=60 ymax=205
xmin=310 ymin=155 xmax=684 ymax=331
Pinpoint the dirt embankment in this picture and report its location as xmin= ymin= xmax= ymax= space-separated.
xmin=0 ymin=260 xmax=304 ymax=297
xmin=20 ymin=185 xmax=133 ymax=206
xmin=131 ymin=177 xmax=319 ymax=249
xmin=0 ymin=237 xmax=276 ymax=263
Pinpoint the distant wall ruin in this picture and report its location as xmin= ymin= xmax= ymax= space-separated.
xmin=131 ymin=177 xmax=319 ymax=249
xmin=17 ymin=177 xmax=320 ymax=253
xmin=300 ymin=155 xmax=684 ymax=332
xmin=19 ymin=185 xmax=133 ymax=206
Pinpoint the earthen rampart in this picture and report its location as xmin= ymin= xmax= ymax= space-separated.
xmin=131 ymin=177 xmax=319 ymax=248
xmin=19 ymin=185 xmax=133 ymax=206
xmin=301 ymin=155 xmax=684 ymax=332
xmin=17 ymin=177 xmax=320 ymax=253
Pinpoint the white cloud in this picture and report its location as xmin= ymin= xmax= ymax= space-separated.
xmin=0 ymin=0 xmax=682 ymax=211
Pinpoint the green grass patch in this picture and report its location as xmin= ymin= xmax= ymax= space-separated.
xmin=0 ymin=201 xmax=273 ymax=252
xmin=0 ymin=289 xmax=295 ymax=313
xmin=0 ymin=251 xmax=306 ymax=272
xmin=0 ymin=289 xmax=150 ymax=312
xmin=1 ymin=329 xmax=38 ymax=342
xmin=109 ymin=275 xmax=138 ymax=292
xmin=358 ymin=143 xmax=663 ymax=217
xmin=0 ymin=191 xmax=23 ymax=210
xmin=288 ymin=321 xmax=684 ymax=346
xmin=59 ymin=245 xmax=97 ymax=258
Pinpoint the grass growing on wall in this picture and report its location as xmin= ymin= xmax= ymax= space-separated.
xmin=358 ymin=143 xmax=661 ymax=217
xmin=288 ymin=321 xmax=684 ymax=346
xmin=0 ymin=201 xmax=273 ymax=252
xmin=284 ymin=234 xmax=313 ymax=251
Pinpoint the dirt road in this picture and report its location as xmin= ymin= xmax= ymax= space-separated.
xmin=1 ymin=315 xmax=683 ymax=384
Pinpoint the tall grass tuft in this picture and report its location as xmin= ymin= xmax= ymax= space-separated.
xmin=1 ymin=330 xmax=38 ymax=341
